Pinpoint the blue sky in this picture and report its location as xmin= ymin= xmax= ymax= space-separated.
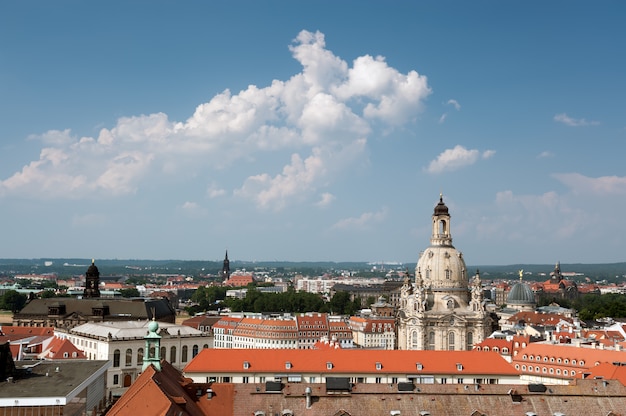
xmin=1 ymin=1 xmax=625 ymax=265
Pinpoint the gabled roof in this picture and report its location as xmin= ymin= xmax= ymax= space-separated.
xmin=107 ymin=360 xmax=216 ymax=416
xmin=184 ymin=349 xmax=518 ymax=376
xmin=38 ymin=336 xmax=86 ymax=360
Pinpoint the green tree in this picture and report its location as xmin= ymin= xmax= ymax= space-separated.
xmin=40 ymin=289 xmax=57 ymax=298
xmin=1 ymin=290 xmax=27 ymax=313
xmin=119 ymin=288 xmax=140 ymax=298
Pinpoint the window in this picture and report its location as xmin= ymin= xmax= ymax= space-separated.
xmin=448 ymin=332 xmax=455 ymax=351
xmin=326 ymin=362 xmax=333 ymax=370
xmin=243 ymin=376 xmax=249 ymax=383
xmin=63 ymin=352 xmax=68 ymax=358
xmin=467 ymin=332 xmax=473 ymax=349
xmin=182 ymin=346 xmax=188 ymax=362
xmin=113 ymin=374 xmax=119 ymax=385
xmin=445 ymin=269 xmax=451 ymax=280
xmin=412 ymin=331 xmax=418 ymax=349
xmin=113 ymin=349 xmax=120 ymax=367
xmin=160 ymin=347 xmax=166 ymax=361
xmin=192 ymin=345 xmax=199 ymax=357
xmin=170 ymin=346 xmax=176 ymax=364
xmin=375 ymin=377 xmax=382 ymax=383
xmin=125 ymin=349 xmax=132 ymax=367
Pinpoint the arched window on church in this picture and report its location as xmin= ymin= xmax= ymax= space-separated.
xmin=447 ymin=299 xmax=455 ymax=309
xmin=425 ymin=269 xmax=430 ymax=279
xmin=439 ymin=219 xmax=447 ymax=236
xmin=411 ymin=331 xmax=418 ymax=349
xmin=448 ymin=332 xmax=455 ymax=351
xmin=137 ymin=348 xmax=144 ymax=365
xmin=467 ymin=332 xmax=474 ymax=350
xmin=445 ymin=269 xmax=451 ymax=280
xmin=428 ymin=331 xmax=435 ymax=350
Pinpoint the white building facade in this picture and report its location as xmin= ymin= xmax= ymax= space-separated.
xmin=55 ymin=320 xmax=211 ymax=392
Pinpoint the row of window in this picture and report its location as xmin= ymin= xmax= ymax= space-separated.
xmin=520 ymin=354 xmax=585 ymax=366
xmin=515 ymin=364 xmax=575 ymax=376
xmin=112 ymin=344 xmax=207 ymax=367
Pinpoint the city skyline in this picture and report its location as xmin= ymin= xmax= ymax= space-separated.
xmin=1 ymin=2 xmax=625 ymax=265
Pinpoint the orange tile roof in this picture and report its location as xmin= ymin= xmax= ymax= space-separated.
xmin=579 ymin=362 xmax=626 ymax=385
xmin=512 ymin=343 xmax=626 ymax=378
xmin=108 ymin=361 xmax=212 ymax=416
xmin=0 ymin=326 xmax=54 ymax=336
xmin=39 ymin=336 xmax=86 ymax=359
xmin=184 ymin=349 xmax=518 ymax=376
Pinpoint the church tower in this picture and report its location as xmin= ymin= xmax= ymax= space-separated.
xmin=83 ymin=259 xmax=101 ymax=298
xmin=397 ymin=195 xmax=492 ymax=350
xmin=221 ymin=250 xmax=231 ymax=281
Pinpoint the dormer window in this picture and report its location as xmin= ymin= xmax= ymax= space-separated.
xmin=243 ymin=361 xmax=250 ymax=369
xmin=456 ymin=363 xmax=463 ymax=371
xmin=285 ymin=361 xmax=292 ymax=369
xmin=326 ymin=362 xmax=333 ymax=370
xmin=375 ymin=362 xmax=382 ymax=370
xmin=416 ymin=363 xmax=423 ymax=371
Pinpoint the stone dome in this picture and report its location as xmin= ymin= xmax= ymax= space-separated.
xmin=507 ymin=281 xmax=536 ymax=305
xmin=416 ymin=246 xmax=467 ymax=291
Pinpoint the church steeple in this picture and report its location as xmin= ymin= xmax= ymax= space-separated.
xmin=142 ymin=319 xmax=162 ymax=372
xmin=221 ymin=250 xmax=231 ymax=280
xmin=430 ymin=194 xmax=453 ymax=247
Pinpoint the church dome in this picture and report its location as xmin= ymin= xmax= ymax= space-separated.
xmin=434 ymin=195 xmax=449 ymax=215
xmin=86 ymin=260 xmax=99 ymax=277
xmin=507 ymin=281 xmax=535 ymax=305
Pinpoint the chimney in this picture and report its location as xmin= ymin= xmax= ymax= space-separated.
xmin=305 ymin=387 xmax=312 ymax=409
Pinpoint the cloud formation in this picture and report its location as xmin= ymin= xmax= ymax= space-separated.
xmin=554 ymin=113 xmax=599 ymax=127
xmin=425 ymin=145 xmax=495 ymax=174
xmin=0 ymin=30 xmax=431 ymax=211
xmin=332 ymin=207 xmax=388 ymax=230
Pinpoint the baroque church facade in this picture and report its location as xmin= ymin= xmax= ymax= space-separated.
xmin=398 ymin=195 xmax=492 ymax=350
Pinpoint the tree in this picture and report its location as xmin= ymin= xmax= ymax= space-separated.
xmin=119 ymin=288 xmax=140 ymax=298
xmin=1 ymin=290 xmax=27 ymax=313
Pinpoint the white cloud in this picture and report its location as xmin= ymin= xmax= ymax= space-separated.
xmin=537 ymin=151 xmax=553 ymax=158
xmin=446 ymin=99 xmax=461 ymax=110
xmin=207 ymin=182 xmax=226 ymax=198
xmin=438 ymin=113 xmax=447 ymax=124
xmin=179 ymin=201 xmax=207 ymax=218
xmin=554 ymin=113 xmax=599 ymax=127
xmin=553 ymin=173 xmax=626 ymax=195
xmin=332 ymin=207 xmax=388 ymax=230
xmin=425 ymin=145 xmax=495 ymax=174
xmin=316 ymin=192 xmax=335 ymax=208
xmin=28 ymin=129 xmax=75 ymax=146
xmin=0 ymin=30 xmax=431 ymax=209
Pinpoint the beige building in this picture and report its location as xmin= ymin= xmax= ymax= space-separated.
xmin=398 ymin=195 xmax=492 ymax=350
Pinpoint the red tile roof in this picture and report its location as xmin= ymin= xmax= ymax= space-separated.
xmin=39 ymin=336 xmax=86 ymax=360
xmin=184 ymin=349 xmax=518 ymax=376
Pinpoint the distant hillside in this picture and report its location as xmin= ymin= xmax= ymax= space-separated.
xmin=1 ymin=258 xmax=625 ymax=281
